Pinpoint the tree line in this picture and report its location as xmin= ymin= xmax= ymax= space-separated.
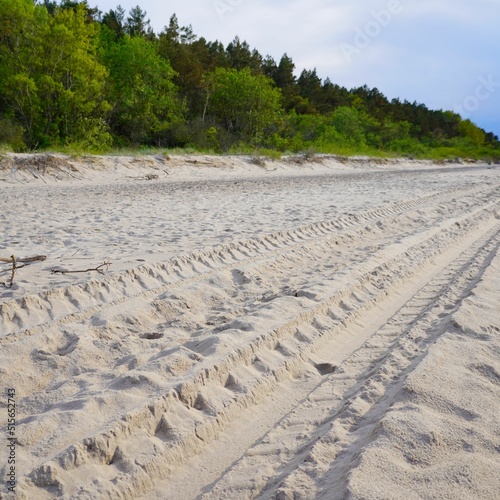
xmin=1 ymin=0 xmax=499 ymax=159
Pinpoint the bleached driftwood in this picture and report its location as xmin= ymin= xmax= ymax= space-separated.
xmin=0 ymin=255 xmax=47 ymax=263
xmin=0 ymin=255 xmax=47 ymax=288
xmin=51 ymin=261 xmax=111 ymax=275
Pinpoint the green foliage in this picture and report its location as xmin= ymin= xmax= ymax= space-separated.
xmin=0 ymin=118 xmax=25 ymax=151
xmin=330 ymin=107 xmax=368 ymax=146
xmin=380 ymin=120 xmax=412 ymax=147
xmin=103 ymin=35 xmax=185 ymax=146
xmin=101 ymin=6 xmax=126 ymax=40
xmin=0 ymin=1 xmax=498 ymax=158
xmin=0 ymin=0 xmax=110 ymax=149
xmin=63 ymin=118 xmax=113 ymax=153
xmin=205 ymin=126 xmax=219 ymax=151
xmin=457 ymin=119 xmax=486 ymax=147
xmin=125 ymin=5 xmax=152 ymax=38
xmin=202 ymin=67 xmax=283 ymax=147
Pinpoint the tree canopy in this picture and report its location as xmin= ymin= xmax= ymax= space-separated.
xmin=0 ymin=0 xmax=498 ymax=160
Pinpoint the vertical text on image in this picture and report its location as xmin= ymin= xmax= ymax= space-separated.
xmin=6 ymin=388 xmax=16 ymax=494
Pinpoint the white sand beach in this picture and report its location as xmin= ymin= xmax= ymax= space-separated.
xmin=0 ymin=154 xmax=498 ymax=499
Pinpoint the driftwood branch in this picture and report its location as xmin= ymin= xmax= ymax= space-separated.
xmin=0 ymin=254 xmax=46 ymax=288
xmin=126 ymin=173 xmax=159 ymax=181
xmin=9 ymin=255 xmax=16 ymax=288
xmin=0 ymin=264 xmax=25 ymax=276
xmin=51 ymin=261 xmax=111 ymax=275
xmin=0 ymin=255 xmax=47 ymax=263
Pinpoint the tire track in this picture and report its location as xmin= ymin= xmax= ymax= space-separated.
xmin=8 ymin=189 xmax=493 ymax=460
xmin=201 ymin=223 xmax=499 ymax=500
xmin=270 ymin=225 xmax=499 ymax=500
xmin=0 ymin=185 xmax=493 ymax=340
xmin=16 ymin=196 xmax=498 ymax=499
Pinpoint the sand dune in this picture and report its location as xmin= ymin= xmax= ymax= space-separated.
xmin=0 ymin=154 xmax=498 ymax=499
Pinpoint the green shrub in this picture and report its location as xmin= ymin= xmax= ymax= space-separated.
xmin=0 ymin=118 xmax=26 ymax=151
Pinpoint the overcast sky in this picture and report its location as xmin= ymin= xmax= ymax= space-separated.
xmin=93 ymin=0 xmax=500 ymax=137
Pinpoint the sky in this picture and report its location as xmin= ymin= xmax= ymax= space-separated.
xmin=93 ymin=0 xmax=500 ymax=137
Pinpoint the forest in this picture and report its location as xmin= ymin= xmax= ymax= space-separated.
xmin=1 ymin=0 xmax=499 ymax=160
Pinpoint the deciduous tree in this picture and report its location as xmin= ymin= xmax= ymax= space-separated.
xmin=0 ymin=0 xmax=110 ymax=149
xmin=104 ymin=35 xmax=185 ymax=145
xmin=202 ymin=67 xmax=283 ymax=145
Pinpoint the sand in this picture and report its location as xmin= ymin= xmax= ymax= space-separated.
xmin=0 ymin=153 xmax=498 ymax=499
